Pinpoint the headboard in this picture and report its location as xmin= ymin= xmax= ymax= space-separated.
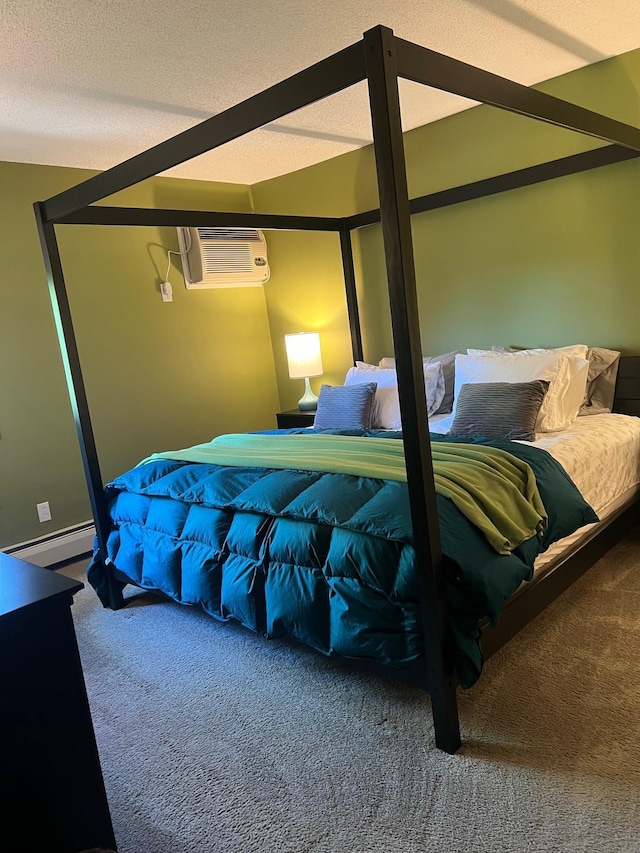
xmin=612 ymin=355 xmax=640 ymax=416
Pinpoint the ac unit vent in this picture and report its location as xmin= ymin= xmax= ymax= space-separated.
xmin=176 ymin=227 xmax=270 ymax=289
xmin=197 ymin=228 xmax=263 ymax=241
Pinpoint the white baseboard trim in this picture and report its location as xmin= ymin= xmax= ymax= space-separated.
xmin=4 ymin=521 xmax=95 ymax=567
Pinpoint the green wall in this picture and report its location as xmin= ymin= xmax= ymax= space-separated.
xmin=253 ymin=47 xmax=640 ymax=387
xmin=0 ymin=163 xmax=279 ymax=548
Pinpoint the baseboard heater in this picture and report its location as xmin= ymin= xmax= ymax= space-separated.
xmin=4 ymin=521 xmax=95 ymax=567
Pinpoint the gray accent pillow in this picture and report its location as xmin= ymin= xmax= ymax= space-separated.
xmin=313 ymin=383 xmax=377 ymax=430
xmin=450 ymin=380 xmax=550 ymax=441
xmin=378 ymin=351 xmax=460 ymax=414
xmin=579 ymin=347 xmax=621 ymax=416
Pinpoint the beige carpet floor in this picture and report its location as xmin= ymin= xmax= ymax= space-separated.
xmin=60 ymin=527 xmax=640 ymax=853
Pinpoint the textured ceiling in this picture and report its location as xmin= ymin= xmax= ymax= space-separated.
xmin=2 ymin=0 xmax=640 ymax=185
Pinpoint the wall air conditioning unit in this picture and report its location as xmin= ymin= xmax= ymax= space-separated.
xmin=176 ymin=227 xmax=270 ymax=289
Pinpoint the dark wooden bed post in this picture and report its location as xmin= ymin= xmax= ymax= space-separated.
xmin=32 ymin=204 xmax=120 ymax=602
xmin=364 ymin=25 xmax=461 ymax=754
xmin=339 ymin=225 xmax=364 ymax=364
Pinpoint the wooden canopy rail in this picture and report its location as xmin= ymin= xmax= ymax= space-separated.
xmin=34 ymin=25 xmax=640 ymax=754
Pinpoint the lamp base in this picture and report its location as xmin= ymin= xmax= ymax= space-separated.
xmin=298 ymin=377 xmax=318 ymax=411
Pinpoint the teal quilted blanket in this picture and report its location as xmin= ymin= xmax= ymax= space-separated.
xmin=88 ymin=430 xmax=597 ymax=687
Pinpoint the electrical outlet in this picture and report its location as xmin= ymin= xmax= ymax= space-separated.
xmin=36 ymin=501 xmax=52 ymax=523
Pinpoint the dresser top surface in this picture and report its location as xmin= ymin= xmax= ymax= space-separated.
xmin=0 ymin=552 xmax=83 ymax=617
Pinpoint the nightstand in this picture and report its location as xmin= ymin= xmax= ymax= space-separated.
xmin=276 ymin=409 xmax=316 ymax=428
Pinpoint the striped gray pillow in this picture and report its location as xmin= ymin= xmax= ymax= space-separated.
xmin=313 ymin=383 xmax=377 ymax=430
xmin=450 ymin=380 xmax=550 ymax=441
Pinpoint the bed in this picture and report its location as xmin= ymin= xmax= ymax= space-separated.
xmin=86 ymin=405 xmax=639 ymax=685
xmin=86 ymin=348 xmax=640 ymax=683
xmin=33 ymin=25 xmax=640 ymax=752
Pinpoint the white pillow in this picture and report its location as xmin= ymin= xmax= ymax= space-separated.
xmin=344 ymin=362 xmax=445 ymax=428
xmin=560 ymin=356 xmax=590 ymax=425
xmin=453 ymin=352 xmax=589 ymax=432
xmin=378 ymin=351 xmax=459 ymax=415
xmin=373 ymin=386 xmax=403 ymax=430
xmin=347 ymin=365 xmax=395 ymax=386
xmin=424 ymin=362 xmax=445 ymax=416
xmin=345 ymin=366 xmax=399 ymax=428
xmin=467 ymin=344 xmax=589 ymax=359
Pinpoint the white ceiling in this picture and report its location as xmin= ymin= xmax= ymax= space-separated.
xmin=2 ymin=0 xmax=640 ymax=185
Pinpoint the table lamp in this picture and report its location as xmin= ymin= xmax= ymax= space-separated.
xmin=285 ymin=331 xmax=323 ymax=411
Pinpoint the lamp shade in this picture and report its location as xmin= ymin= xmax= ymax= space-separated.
xmin=285 ymin=332 xmax=323 ymax=379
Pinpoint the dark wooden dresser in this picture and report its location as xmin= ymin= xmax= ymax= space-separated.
xmin=0 ymin=552 xmax=117 ymax=852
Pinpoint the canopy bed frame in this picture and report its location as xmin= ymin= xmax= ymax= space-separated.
xmin=34 ymin=25 xmax=640 ymax=754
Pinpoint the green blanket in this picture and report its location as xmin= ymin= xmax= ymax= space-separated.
xmin=141 ymin=433 xmax=547 ymax=555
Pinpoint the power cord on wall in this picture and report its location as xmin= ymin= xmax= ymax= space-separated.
xmin=161 ymin=229 xmax=192 ymax=302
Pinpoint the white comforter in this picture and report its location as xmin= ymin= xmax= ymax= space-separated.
xmin=430 ymin=412 xmax=640 ymax=518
